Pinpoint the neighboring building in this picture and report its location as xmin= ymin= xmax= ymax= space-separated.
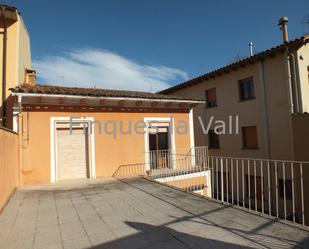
xmin=0 ymin=4 xmax=33 ymax=128
xmin=160 ymin=33 xmax=309 ymax=162
xmin=159 ymin=20 xmax=309 ymax=224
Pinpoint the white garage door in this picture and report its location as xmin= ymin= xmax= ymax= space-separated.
xmin=56 ymin=128 xmax=89 ymax=180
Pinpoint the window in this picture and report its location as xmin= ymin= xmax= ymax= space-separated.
xmin=205 ymin=88 xmax=217 ymax=108
xmin=208 ymin=130 xmax=220 ymax=149
xmin=239 ymin=77 xmax=255 ymax=101
xmin=279 ymin=179 xmax=292 ymax=200
xmin=242 ymin=126 xmax=258 ymax=149
xmin=246 ymin=175 xmax=264 ymax=201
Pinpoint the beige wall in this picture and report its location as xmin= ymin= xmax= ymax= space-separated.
xmin=296 ymin=44 xmax=309 ymax=113
xmin=291 ymin=114 xmax=309 ymax=224
xmin=292 ymin=114 xmax=309 ymax=161
xmin=169 ymin=53 xmax=293 ymax=160
xmin=0 ymin=13 xmax=32 ymax=121
xmin=164 ymin=175 xmax=210 ymax=197
xmin=0 ymin=127 xmax=19 ymax=212
xmin=17 ymin=16 xmax=32 ymax=85
xmin=20 ymin=110 xmax=191 ymax=185
xmin=0 ymin=19 xmax=18 ymax=98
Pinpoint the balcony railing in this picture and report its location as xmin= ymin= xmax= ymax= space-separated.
xmin=113 ymin=147 xmax=309 ymax=227
xmin=209 ymin=156 xmax=309 ymax=226
xmin=148 ymin=146 xmax=208 ymax=172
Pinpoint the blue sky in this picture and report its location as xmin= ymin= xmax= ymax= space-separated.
xmin=3 ymin=0 xmax=309 ymax=92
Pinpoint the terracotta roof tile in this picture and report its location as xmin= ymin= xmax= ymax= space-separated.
xmin=10 ymin=84 xmax=203 ymax=102
xmin=159 ymin=34 xmax=309 ymax=94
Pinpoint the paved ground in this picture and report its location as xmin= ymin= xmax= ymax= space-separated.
xmin=0 ymin=177 xmax=309 ymax=249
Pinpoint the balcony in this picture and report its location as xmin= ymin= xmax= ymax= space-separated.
xmin=115 ymin=147 xmax=309 ymax=227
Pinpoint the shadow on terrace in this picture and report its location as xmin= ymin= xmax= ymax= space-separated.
xmin=1 ymin=177 xmax=309 ymax=249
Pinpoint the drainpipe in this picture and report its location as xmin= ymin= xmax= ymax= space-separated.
xmin=283 ymin=48 xmax=295 ymax=159
xmin=292 ymin=51 xmax=303 ymax=113
xmin=1 ymin=6 xmax=7 ymax=127
xmin=17 ymin=94 xmax=22 ymax=186
xmin=13 ymin=94 xmax=22 ymax=132
xmin=289 ymin=53 xmax=301 ymax=113
xmin=278 ymin=17 xmax=294 ymax=113
xmin=284 ymin=49 xmax=294 ymax=113
xmin=278 ymin=17 xmax=295 ymax=159
xmin=259 ymin=60 xmax=272 ymax=159
xmin=278 ymin=16 xmax=301 ymax=113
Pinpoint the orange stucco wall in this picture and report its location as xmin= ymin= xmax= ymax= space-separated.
xmin=0 ymin=128 xmax=19 ymax=212
xmin=164 ymin=176 xmax=210 ymax=197
xmin=166 ymin=176 xmax=206 ymax=189
xmin=20 ymin=111 xmax=191 ymax=184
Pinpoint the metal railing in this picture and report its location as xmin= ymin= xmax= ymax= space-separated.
xmin=147 ymin=146 xmax=208 ymax=171
xmin=113 ymin=148 xmax=309 ymax=227
xmin=113 ymin=163 xmax=146 ymax=177
xmin=114 ymin=147 xmax=211 ymax=197
xmin=113 ymin=146 xmax=209 ymax=178
xmin=209 ymin=156 xmax=308 ymax=226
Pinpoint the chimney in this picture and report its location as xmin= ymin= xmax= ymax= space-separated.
xmin=24 ymin=69 xmax=36 ymax=86
xmin=278 ymin=16 xmax=289 ymax=43
xmin=249 ymin=42 xmax=254 ymax=56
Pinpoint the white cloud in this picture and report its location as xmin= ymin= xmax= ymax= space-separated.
xmin=33 ymin=48 xmax=188 ymax=92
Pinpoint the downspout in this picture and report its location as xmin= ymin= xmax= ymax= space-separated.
xmin=1 ymin=6 xmax=7 ymax=127
xmin=278 ymin=16 xmax=296 ymax=159
xmin=284 ymin=47 xmax=295 ymax=160
xmin=292 ymin=51 xmax=303 ymax=113
xmin=284 ymin=48 xmax=294 ymax=114
xmin=259 ymin=60 xmax=272 ymax=159
xmin=17 ymin=94 xmax=23 ymax=186
xmin=289 ymin=52 xmax=300 ymax=113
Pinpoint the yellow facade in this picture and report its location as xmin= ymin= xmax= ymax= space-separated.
xmin=0 ymin=128 xmax=19 ymax=212
xmin=20 ymin=110 xmax=192 ymax=185
xmin=0 ymin=7 xmax=32 ymax=125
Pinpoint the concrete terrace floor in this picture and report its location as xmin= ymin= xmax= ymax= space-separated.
xmin=0 ymin=178 xmax=309 ymax=249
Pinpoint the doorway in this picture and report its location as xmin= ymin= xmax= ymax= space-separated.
xmin=56 ymin=127 xmax=90 ymax=181
xmin=147 ymin=122 xmax=171 ymax=170
xmin=50 ymin=117 xmax=96 ymax=183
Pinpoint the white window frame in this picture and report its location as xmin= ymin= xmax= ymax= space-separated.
xmin=144 ymin=117 xmax=176 ymax=171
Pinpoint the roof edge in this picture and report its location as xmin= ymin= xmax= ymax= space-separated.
xmin=159 ymin=34 xmax=309 ymax=94
xmin=10 ymin=85 xmax=204 ymax=103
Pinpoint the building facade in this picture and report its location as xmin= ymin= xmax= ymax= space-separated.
xmin=9 ymin=84 xmax=202 ymax=184
xmin=160 ymin=35 xmax=309 ymax=162
xmin=160 ymin=33 xmax=309 ymax=224
xmin=0 ymin=5 xmax=33 ymax=127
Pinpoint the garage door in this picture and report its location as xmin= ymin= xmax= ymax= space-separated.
xmin=56 ymin=128 xmax=89 ymax=180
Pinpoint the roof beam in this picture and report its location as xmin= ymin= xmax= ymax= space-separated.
xmin=36 ymin=96 xmax=42 ymax=104
xmin=135 ymin=100 xmax=143 ymax=107
xmin=99 ymin=99 xmax=106 ymax=106
xmin=165 ymin=102 xmax=173 ymax=108
xmin=118 ymin=100 xmax=125 ymax=107
xmin=178 ymin=102 xmax=189 ymax=109
xmin=150 ymin=102 xmax=159 ymax=108
xmin=80 ymin=98 xmax=86 ymax=105
xmin=58 ymin=97 xmax=65 ymax=104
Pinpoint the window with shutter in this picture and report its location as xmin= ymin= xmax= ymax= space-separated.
xmin=239 ymin=77 xmax=255 ymax=101
xmin=205 ymin=88 xmax=217 ymax=108
xmin=242 ymin=126 xmax=258 ymax=149
xmin=208 ymin=130 xmax=220 ymax=149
